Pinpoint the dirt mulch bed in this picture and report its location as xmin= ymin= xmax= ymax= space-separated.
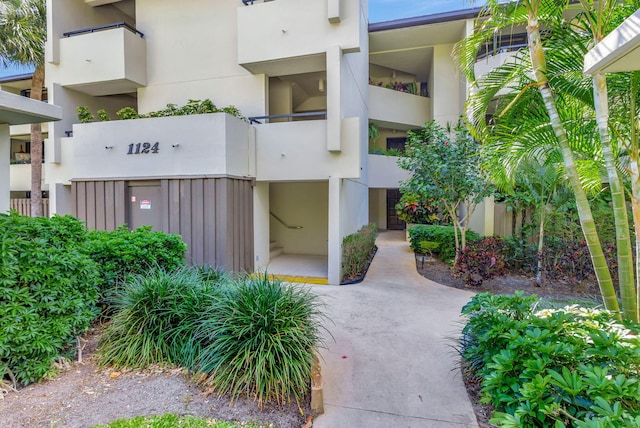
xmin=417 ymin=258 xmax=602 ymax=428
xmin=0 ymin=329 xmax=311 ymax=428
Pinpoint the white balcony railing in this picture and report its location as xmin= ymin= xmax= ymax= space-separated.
xmin=367 ymin=154 xmax=410 ymax=189
xmin=64 ymin=113 xmax=250 ymax=182
xmin=10 ymin=164 xmax=47 ymax=192
xmin=254 ymin=118 xmax=361 ymax=181
xmin=58 ymin=23 xmax=146 ymax=96
xmin=369 ymin=85 xmax=431 ymax=129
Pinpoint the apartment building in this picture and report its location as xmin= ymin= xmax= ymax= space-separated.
xmin=4 ymin=1 xmax=509 ymax=284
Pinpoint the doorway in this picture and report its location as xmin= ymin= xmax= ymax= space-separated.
xmin=386 ymin=188 xmax=405 ymax=230
xmin=128 ymin=181 xmax=162 ymax=231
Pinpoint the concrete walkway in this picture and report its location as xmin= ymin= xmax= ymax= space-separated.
xmin=311 ymin=231 xmax=478 ymax=427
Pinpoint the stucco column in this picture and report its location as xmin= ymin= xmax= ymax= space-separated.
xmin=328 ymin=176 xmax=342 ymax=284
xmin=0 ymin=124 xmax=9 ymax=214
xmin=253 ymin=181 xmax=270 ymax=271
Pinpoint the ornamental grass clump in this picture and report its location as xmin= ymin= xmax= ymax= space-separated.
xmin=190 ymin=274 xmax=327 ymax=407
xmin=97 ymin=267 xmax=227 ymax=368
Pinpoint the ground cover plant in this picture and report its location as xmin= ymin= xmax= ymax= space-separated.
xmin=0 ymin=213 xmax=100 ymax=386
xmin=460 ymin=292 xmax=640 ymax=427
xmin=93 ymin=413 xmax=272 ymax=428
xmin=97 ymin=270 xmax=326 ymax=408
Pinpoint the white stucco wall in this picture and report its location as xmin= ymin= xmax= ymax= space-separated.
xmin=432 ymin=43 xmax=465 ymax=126
xmin=49 ymin=113 xmax=250 ymax=183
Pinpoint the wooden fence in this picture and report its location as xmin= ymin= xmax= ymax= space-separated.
xmin=9 ymin=198 xmax=50 ymax=217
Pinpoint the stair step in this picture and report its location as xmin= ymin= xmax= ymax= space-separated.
xmin=269 ymin=240 xmax=279 ymax=250
xmin=270 ymin=246 xmax=283 ymax=259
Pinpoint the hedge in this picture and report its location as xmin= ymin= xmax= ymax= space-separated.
xmin=408 ymin=225 xmax=479 ymax=263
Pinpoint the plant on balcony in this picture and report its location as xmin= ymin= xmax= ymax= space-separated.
xmin=77 ymin=99 xmax=247 ymax=123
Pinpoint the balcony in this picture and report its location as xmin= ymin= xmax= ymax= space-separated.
xmin=58 ymin=23 xmax=146 ymax=96
xmin=10 ymin=164 xmax=47 ymax=192
xmin=237 ymin=0 xmax=362 ymax=76
xmin=367 ymin=154 xmax=410 ymax=189
xmin=369 ymin=85 xmax=431 ymax=130
xmin=254 ymin=117 xmax=361 ymax=181
xmin=64 ymin=113 xmax=251 ymax=181
xmin=475 ymin=50 xmax=520 ymax=79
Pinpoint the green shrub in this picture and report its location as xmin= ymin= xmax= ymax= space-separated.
xmin=461 ymin=292 xmax=640 ymax=427
xmin=341 ymin=223 xmax=378 ymax=281
xmin=85 ymin=225 xmax=186 ymax=299
xmin=408 ymin=225 xmax=479 ymax=263
xmin=0 ymin=213 xmax=100 ymax=385
xmin=97 ymin=267 xmax=226 ymax=369
xmin=191 ymin=274 xmax=327 ymax=406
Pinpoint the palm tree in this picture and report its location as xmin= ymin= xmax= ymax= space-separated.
xmin=0 ymin=0 xmax=47 ymax=217
xmin=575 ymin=0 xmax=637 ymax=322
xmin=455 ymin=0 xmax=621 ymax=315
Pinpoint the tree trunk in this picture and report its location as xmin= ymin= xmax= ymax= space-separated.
xmin=526 ymin=16 xmax=620 ymax=315
xmin=592 ymin=72 xmax=636 ymax=321
xmin=29 ymin=64 xmax=45 ymax=217
xmin=629 ymin=71 xmax=640 ymax=322
xmin=535 ymin=206 xmax=545 ymax=286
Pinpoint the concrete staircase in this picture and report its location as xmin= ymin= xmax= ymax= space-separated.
xmin=270 ymin=240 xmax=284 ymax=259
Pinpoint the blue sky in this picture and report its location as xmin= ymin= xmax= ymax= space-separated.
xmin=0 ymin=1 xmax=481 ymax=77
xmin=369 ymin=0 xmax=481 ymax=23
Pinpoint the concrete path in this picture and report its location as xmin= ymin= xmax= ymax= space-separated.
xmin=311 ymin=231 xmax=478 ymax=428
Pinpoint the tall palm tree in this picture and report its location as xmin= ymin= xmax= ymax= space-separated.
xmin=455 ymin=0 xmax=621 ymax=315
xmin=575 ymin=0 xmax=637 ymax=322
xmin=0 ymin=0 xmax=47 ymax=217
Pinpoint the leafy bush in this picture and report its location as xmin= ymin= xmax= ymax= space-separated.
xmin=461 ymin=292 xmax=640 ymax=427
xmin=191 ymin=274 xmax=327 ymax=406
xmin=85 ymin=226 xmax=186 ymax=299
xmin=501 ymin=235 xmax=537 ymax=273
xmin=408 ymin=225 xmax=479 ymax=263
xmin=341 ymin=223 xmax=378 ymax=281
xmin=456 ymin=237 xmax=507 ymax=287
xmin=97 ymin=267 xmax=226 ymax=368
xmin=395 ymin=192 xmax=440 ymax=224
xmin=0 ymin=213 xmax=100 ymax=385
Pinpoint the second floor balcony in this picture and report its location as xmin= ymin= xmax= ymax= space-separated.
xmin=369 ymin=84 xmax=431 ymax=129
xmin=57 ymin=22 xmax=146 ymax=96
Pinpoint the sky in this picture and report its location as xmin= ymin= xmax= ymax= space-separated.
xmin=0 ymin=1 xmax=482 ymax=78
xmin=369 ymin=0 xmax=483 ymax=23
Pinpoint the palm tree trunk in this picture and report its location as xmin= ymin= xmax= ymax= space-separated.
xmin=592 ymin=73 xmax=637 ymax=321
xmin=535 ymin=205 xmax=545 ymax=286
xmin=527 ymin=16 xmax=620 ymax=314
xmin=629 ymin=71 xmax=640 ymax=322
xmin=29 ymin=64 xmax=45 ymax=217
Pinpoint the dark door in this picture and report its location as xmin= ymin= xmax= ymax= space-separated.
xmin=386 ymin=137 xmax=407 ymax=153
xmin=387 ymin=188 xmax=405 ymax=230
xmin=128 ymin=183 xmax=162 ymax=231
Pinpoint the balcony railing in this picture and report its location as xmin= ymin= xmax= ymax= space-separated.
xmin=63 ymin=21 xmax=144 ymax=39
xmin=248 ymin=111 xmax=327 ymax=124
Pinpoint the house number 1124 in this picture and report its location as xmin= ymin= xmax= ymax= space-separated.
xmin=127 ymin=142 xmax=159 ymax=155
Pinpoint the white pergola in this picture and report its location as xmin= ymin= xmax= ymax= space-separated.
xmin=0 ymin=90 xmax=62 ymax=213
xmin=584 ymin=9 xmax=640 ymax=75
